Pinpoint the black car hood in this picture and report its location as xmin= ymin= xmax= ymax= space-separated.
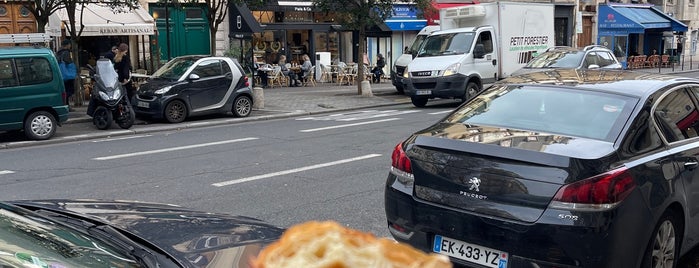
xmin=138 ymin=78 xmax=179 ymax=94
xmin=11 ymin=199 xmax=283 ymax=268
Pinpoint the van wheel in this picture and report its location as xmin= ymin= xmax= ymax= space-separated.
xmin=164 ymin=100 xmax=187 ymax=123
xmin=641 ymin=210 xmax=681 ymax=268
xmin=24 ymin=111 xmax=57 ymax=140
xmin=232 ymin=95 xmax=252 ymax=117
xmin=411 ymin=96 xmax=428 ymax=108
xmin=93 ymin=106 xmax=112 ymax=130
xmin=462 ymin=82 xmax=480 ymax=102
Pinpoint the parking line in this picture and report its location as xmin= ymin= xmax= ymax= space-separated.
xmin=300 ymin=118 xmax=400 ymax=132
xmin=0 ymin=170 xmax=15 ymax=175
xmin=93 ymin=137 xmax=259 ymax=161
xmin=212 ymin=154 xmax=382 ymax=187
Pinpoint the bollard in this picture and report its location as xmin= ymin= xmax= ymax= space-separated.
xmin=360 ymin=81 xmax=373 ymax=97
xmin=253 ymin=86 xmax=264 ymax=109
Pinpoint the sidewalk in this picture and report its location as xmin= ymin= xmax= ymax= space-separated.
xmin=65 ymin=81 xmax=410 ymax=125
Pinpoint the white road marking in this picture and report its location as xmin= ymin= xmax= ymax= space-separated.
xmin=428 ymin=110 xmax=454 ymax=115
xmin=300 ymin=118 xmax=400 ymax=132
xmin=336 ymin=110 xmax=419 ymax=121
xmin=91 ymin=135 xmax=152 ymax=142
xmin=297 ymin=110 xmax=419 ymax=122
xmin=93 ymin=137 xmax=259 ymax=161
xmin=0 ymin=170 xmax=15 ymax=175
xmin=212 ymin=154 xmax=382 ymax=187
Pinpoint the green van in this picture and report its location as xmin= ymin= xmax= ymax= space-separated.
xmin=0 ymin=46 xmax=69 ymax=140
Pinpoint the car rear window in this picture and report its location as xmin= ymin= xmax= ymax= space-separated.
xmin=525 ymin=51 xmax=584 ymax=68
xmin=446 ymin=85 xmax=638 ymax=141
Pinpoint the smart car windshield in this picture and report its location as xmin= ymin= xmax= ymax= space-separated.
xmin=417 ymin=32 xmax=475 ymax=57
xmin=445 ymin=85 xmax=638 ymax=141
xmin=524 ymin=51 xmax=585 ymax=68
xmin=0 ymin=203 xmax=140 ymax=267
xmin=152 ymin=58 xmax=196 ymax=80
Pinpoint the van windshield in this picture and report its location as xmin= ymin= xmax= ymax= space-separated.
xmin=408 ymin=35 xmax=428 ymax=54
xmin=417 ymin=32 xmax=474 ymax=57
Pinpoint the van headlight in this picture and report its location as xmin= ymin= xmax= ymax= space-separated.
xmin=154 ymin=85 xmax=173 ymax=95
xmin=403 ymin=67 xmax=410 ymax=78
xmin=442 ymin=63 xmax=461 ymax=77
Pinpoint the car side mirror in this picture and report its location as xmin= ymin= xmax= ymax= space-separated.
xmin=188 ymin=73 xmax=200 ymax=81
xmin=473 ymin=44 xmax=486 ymax=59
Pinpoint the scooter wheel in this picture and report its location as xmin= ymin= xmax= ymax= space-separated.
xmin=93 ymin=106 xmax=113 ymax=130
xmin=118 ymin=104 xmax=135 ymax=129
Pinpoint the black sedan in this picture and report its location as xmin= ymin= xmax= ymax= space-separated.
xmin=0 ymin=199 xmax=283 ymax=267
xmin=133 ymin=56 xmax=253 ymax=123
xmin=385 ymin=69 xmax=699 ymax=268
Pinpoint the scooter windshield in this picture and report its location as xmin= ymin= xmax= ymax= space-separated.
xmin=95 ymin=59 xmax=119 ymax=88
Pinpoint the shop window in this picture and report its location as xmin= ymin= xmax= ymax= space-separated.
xmin=284 ymin=11 xmax=312 ymax=22
xmin=252 ymin=11 xmax=274 ymax=24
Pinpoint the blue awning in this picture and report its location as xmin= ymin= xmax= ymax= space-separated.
xmin=598 ymin=4 xmax=687 ymax=35
xmin=385 ymin=19 xmax=428 ymax=31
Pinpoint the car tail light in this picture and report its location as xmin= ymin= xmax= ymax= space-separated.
xmin=391 ymin=142 xmax=412 ymax=173
xmin=244 ymin=76 xmax=250 ymax=87
xmin=550 ymin=167 xmax=636 ymax=211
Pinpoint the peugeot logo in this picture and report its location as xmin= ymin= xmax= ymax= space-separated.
xmin=468 ymin=177 xmax=480 ymax=192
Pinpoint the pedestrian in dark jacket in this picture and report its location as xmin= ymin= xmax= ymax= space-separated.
xmin=372 ymin=53 xmax=385 ymax=83
xmin=56 ymin=39 xmax=75 ymax=110
xmin=114 ymin=43 xmax=134 ymax=101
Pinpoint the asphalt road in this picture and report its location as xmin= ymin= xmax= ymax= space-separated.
xmin=0 ymin=102 xmax=461 ymax=238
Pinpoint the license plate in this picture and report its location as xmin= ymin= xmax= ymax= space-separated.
xmin=137 ymin=101 xmax=149 ymax=108
xmin=416 ymin=90 xmax=432 ymax=95
xmin=433 ymin=235 xmax=508 ymax=268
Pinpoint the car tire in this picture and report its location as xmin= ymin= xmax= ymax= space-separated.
xmin=395 ymin=85 xmax=405 ymax=94
xmin=641 ymin=210 xmax=682 ymax=268
xmin=164 ymin=100 xmax=187 ymax=123
xmin=462 ymin=82 xmax=480 ymax=103
xmin=93 ymin=106 xmax=112 ymax=130
xmin=232 ymin=95 xmax=252 ymax=117
xmin=411 ymin=96 xmax=428 ymax=108
xmin=23 ymin=111 xmax=57 ymax=140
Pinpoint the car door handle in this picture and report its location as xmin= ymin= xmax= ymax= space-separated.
xmin=684 ymin=161 xmax=699 ymax=170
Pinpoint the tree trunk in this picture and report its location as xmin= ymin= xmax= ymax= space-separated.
xmin=36 ymin=19 xmax=47 ymax=33
xmin=210 ymin=26 xmax=218 ymax=56
xmin=357 ymin=25 xmax=366 ymax=95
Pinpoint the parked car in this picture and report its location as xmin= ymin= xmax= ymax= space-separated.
xmin=511 ymin=45 xmax=622 ymax=76
xmin=0 ymin=199 xmax=284 ymax=268
xmin=133 ymin=56 xmax=253 ymax=123
xmin=0 ymin=46 xmax=69 ymax=140
xmin=385 ymin=69 xmax=699 ymax=268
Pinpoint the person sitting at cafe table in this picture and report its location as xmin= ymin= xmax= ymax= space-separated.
xmin=279 ymin=55 xmax=300 ymax=87
xmin=300 ymin=54 xmax=312 ymax=85
xmin=254 ymin=56 xmax=269 ymax=88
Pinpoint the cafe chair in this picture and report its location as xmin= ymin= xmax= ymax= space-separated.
xmin=303 ymin=66 xmax=316 ymax=87
xmin=268 ymin=66 xmax=284 ymax=88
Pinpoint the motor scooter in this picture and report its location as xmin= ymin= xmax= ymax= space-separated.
xmin=86 ymin=58 xmax=135 ymax=130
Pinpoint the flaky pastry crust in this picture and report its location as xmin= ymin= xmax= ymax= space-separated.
xmin=250 ymin=221 xmax=452 ymax=268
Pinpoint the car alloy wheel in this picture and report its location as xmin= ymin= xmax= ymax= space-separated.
xmin=24 ymin=111 xmax=56 ymax=140
xmin=643 ymin=211 xmax=681 ymax=268
xmin=233 ymin=95 xmax=252 ymax=117
xmin=164 ymin=100 xmax=187 ymax=123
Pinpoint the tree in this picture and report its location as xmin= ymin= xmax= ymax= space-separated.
xmin=17 ymin=0 xmax=62 ymax=33
xmin=313 ymin=0 xmax=432 ymax=94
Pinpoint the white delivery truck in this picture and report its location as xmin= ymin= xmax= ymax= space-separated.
xmin=391 ymin=25 xmax=440 ymax=93
xmin=402 ymin=2 xmax=555 ymax=107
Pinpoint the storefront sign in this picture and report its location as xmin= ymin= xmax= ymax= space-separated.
xmin=97 ymin=25 xmax=154 ymax=35
xmin=294 ymin=7 xmax=312 ymax=12
xmin=392 ymin=4 xmax=418 ymax=19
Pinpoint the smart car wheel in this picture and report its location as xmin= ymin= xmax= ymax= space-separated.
xmin=93 ymin=106 xmax=112 ymax=130
xmin=411 ymin=96 xmax=428 ymax=108
xmin=164 ymin=100 xmax=187 ymax=123
xmin=463 ymin=82 xmax=480 ymax=103
xmin=233 ymin=95 xmax=252 ymax=117
xmin=642 ymin=211 xmax=682 ymax=268
xmin=23 ymin=111 xmax=57 ymax=140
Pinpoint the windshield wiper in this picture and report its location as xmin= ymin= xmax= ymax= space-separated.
xmin=34 ymin=210 xmax=168 ymax=268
